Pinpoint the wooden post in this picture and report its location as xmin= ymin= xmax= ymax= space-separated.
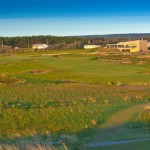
xmin=46 ymin=39 xmax=49 ymax=45
xmin=1 ymin=40 xmax=4 ymax=47
xmin=28 ymin=39 xmax=30 ymax=49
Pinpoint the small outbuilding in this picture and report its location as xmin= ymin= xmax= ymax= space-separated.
xmin=84 ymin=45 xmax=101 ymax=49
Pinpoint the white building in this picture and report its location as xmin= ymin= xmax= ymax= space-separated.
xmin=32 ymin=44 xmax=48 ymax=49
xmin=84 ymin=45 xmax=101 ymax=49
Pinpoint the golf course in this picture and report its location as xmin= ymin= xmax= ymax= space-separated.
xmin=0 ymin=49 xmax=150 ymax=149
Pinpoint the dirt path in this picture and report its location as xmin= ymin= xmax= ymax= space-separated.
xmin=101 ymin=103 xmax=150 ymax=128
xmin=88 ymin=103 xmax=150 ymax=147
xmin=87 ymin=138 xmax=150 ymax=147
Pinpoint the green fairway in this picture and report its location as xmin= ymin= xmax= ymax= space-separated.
xmin=0 ymin=51 xmax=150 ymax=84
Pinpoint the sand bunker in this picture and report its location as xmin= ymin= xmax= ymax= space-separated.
xmin=30 ymin=69 xmax=50 ymax=74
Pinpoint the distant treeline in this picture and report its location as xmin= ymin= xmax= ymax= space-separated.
xmin=77 ymin=33 xmax=150 ymax=39
xmin=1 ymin=35 xmax=150 ymax=49
xmin=0 ymin=35 xmax=129 ymax=49
xmin=0 ymin=36 xmax=85 ymax=48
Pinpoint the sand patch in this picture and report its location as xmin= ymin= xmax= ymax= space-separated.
xmin=30 ymin=69 xmax=50 ymax=74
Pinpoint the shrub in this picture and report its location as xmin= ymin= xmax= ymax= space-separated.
xmin=138 ymin=108 xmax=150 ymax=129
xmin=0 ymin=74 xmax=26 ymax=84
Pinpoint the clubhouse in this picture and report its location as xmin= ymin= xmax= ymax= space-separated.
xmin=106 ymin=40 xmax=148 ymax=52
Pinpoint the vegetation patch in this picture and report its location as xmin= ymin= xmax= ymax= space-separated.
xmin=4 ymin=62 xmax=16 ymax=66
xmin=0 ymin=134 xmax=85 ymax=150
xmin=42 ymin=53 xmax=69 ymax=57
xmin=54 ymin=79 xmax=76 ymax=84
xmin=0 ymin=74 xmax=26 ymax=84
xmin=97 ymin=53 xmax=150 ymax=65
xmin=0 ymin=83 xmax=149 ymax=139
xmin=121 ymin=58 xmax=132 ymax=64
xmin=22 ymin=59 xmax=38 ymax=62
xmin=137 ymin=61 xmax=148 ymax=65
xmin=0 ymin=142 xmax=68 ymax=150
xmin=137 ymin=71 xmax=150 ymax=75
xmin=138 ymin=107 xmax=150 ymax=130
xmin=0 ymin=50 xmax=150 ymax=144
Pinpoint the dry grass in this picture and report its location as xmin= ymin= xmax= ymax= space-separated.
xmin=0 ymin=135 xmax=83 ymax=150
xmin=137 ymin=71 xmax=150 ymax=75
xmin=121 ymin=60 xmax=132 ymax=64
xmin=0 ymin=144 xmax=63 ymax=150
xmin=0 ymin=74 xmax=26 ymax=84
xmin=138 ymin=108 xmax=150 ymax=127
xmin=137 ymin=61 xmax=148 ymax=65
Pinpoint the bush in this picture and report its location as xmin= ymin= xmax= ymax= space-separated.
xmin=138 ymin=109 xmax=150 ymax=129
xmin=0 ymin=74 xmax=26 ymax=84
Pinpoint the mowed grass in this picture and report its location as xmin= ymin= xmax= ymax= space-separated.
xmin=90 ymin=140 xmax=150 ymax=150
xmin=0 ymin=52 xmax=150 ymax=84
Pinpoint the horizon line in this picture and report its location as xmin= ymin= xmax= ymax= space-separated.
xmin=1 ymin=33 xmax=150 ymax=38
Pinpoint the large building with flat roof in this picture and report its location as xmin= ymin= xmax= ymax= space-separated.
xmin=107 ymin=40 xmax=148 ymax=52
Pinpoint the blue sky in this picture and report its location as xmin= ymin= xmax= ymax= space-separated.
xmin=0 ymin=0 xmax=150 ymax=36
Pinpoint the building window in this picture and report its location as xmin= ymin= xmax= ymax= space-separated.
xmin=122 ymin=49 xmax=130 ymax=52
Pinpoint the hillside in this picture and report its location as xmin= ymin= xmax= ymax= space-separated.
xmin=77 ymin=33 xmax=150 ymax=39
